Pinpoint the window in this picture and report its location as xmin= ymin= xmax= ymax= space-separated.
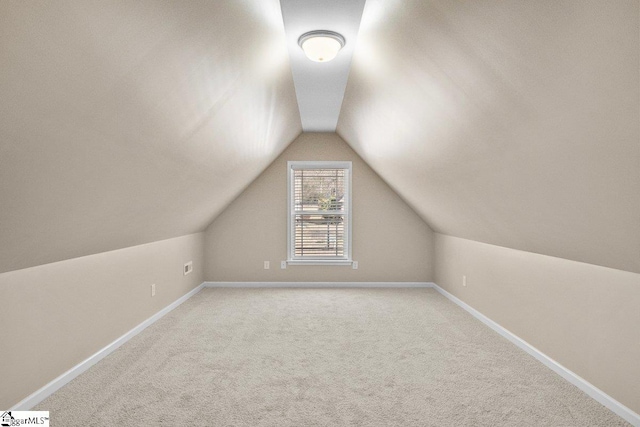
xmin=287 ymin=161 xmax=352 ymax=265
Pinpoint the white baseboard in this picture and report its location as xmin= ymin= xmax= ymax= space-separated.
xmin=204 ymin=281 xmax=433 ymax=288
xmin=11 ymin=282 xmax=207 ymax=411
xmin=431 ymin=283 xmax=640 ymax=427
xmin=14 ymin=281 xmax=637 ymax=425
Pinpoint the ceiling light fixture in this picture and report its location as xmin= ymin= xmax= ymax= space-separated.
xmin=298 ymin=30 xmax=345 ymax=63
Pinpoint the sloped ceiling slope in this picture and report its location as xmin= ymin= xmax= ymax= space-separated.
xmin=338 ymin=0 xmax=640 ymax=273
xmin=0 ymin=0 xmax=301 ymax=273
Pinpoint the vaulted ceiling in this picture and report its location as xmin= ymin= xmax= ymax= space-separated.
xmin=0 ymin=0 xmax=300 ymax=273
xmin=338 ymin=0 xmax=639 ymax=273
xmin=1 ymin=0 xmax=638 ymax=274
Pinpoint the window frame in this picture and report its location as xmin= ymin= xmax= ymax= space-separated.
xmin=286 ymin=160 xmax=353 ymax=265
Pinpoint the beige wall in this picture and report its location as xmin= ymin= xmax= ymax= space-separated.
xmin=0 ymin=0 xmax=300 ymax=274
xmin=205 ymin=133 xmax=434 ymax=282
xmin=0 ymin=232 xmax=204 ymax=409
xmin=339 ymin=0 xmax=640 ymax=274
xmin=434 ymin=233 xmax=640 ymax=414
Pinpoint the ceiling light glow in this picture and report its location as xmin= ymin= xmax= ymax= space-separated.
xmin=298 ymin=31 xmax=345 ymax=63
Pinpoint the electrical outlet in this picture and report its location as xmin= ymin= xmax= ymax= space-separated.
xmin=151 ymin=283 xmax=156 ymax=297
xmin=281 ymin=261 xmax=287 ymax=269
xmin=463 ymin=275 xmax=467 ymax=287
xmin=184 ymin=261 xmax=193 ymax=276
xmin=264 ymin=261 xmax=270 ymax=269
xmin=352 ymin=261 xmax=358 ymax=270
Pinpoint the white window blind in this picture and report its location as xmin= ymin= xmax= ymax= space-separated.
xmin=287 ymin=161 xmax=352 ymax=264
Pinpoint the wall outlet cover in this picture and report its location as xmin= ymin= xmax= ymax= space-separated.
xmin=184 ymin=261 xmax=193 ymax=276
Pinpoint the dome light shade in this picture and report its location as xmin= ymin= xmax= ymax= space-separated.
xmin=298 ymin=31 xmax=345 ymax=63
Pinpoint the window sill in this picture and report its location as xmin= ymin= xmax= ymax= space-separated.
xmin=286 ymin=259 xmax=354 ymax=266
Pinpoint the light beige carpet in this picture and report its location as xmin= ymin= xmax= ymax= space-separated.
xmin=36 ymin=288 xmax=629 ymax=426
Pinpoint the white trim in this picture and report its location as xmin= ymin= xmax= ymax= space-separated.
xmin=14 ymin=281 xmax=636 ymax=425
xmin=285 ymin=260 xmax=354 ymax=266
xmin=288 ymin=161 xmax=353 ymax=170
xmin=11 ymin=282 xmax=207 ymax=411
xmin=287 ymin=160 xmax=353 ymax=263
xmin=287 ymin=161 xmax=292 ymax=262
xmin=430 ymin=282 xmax=640 ymax=427
xmin=204 ymin=281 xmax=433 ymax=288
